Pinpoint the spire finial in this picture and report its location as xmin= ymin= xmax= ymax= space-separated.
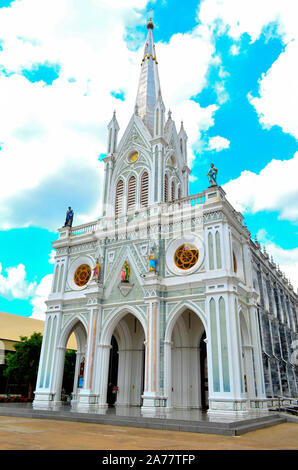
xmin=147 ymin=18 xmax=154 ymax=30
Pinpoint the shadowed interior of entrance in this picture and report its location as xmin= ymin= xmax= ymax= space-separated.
xmin=106 ymin=313 xmax=145 ymax=407
xmin=170 ymin=309 xmax=208 ymax=410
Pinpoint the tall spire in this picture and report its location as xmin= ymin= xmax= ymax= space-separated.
xmin=135 ymin=19 xmax=162 ymax=135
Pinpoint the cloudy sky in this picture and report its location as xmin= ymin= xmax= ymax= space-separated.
xmin=0 ymin=0 xmax=297 ymax=319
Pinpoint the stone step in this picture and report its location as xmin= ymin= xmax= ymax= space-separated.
xmin=234 ymin=416 xmax=286 ymax=436
xmin=0 ymin=406 xmax=288 ymax=436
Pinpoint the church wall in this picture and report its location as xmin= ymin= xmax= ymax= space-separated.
xmin=251 ymin=246 xmax=298 ymax=400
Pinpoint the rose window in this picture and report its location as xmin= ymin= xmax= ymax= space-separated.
xmin=174 ymin=244 xmax=199 ymax=270
xmin=74 ymin=264 xmax=91 ymax=287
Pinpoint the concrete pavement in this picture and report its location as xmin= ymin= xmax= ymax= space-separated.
xmin=0 ymin=416 xmax=297 ymax=450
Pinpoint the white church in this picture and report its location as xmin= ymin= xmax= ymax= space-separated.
xmin=33 ymin=19 xmax=298 ymax=416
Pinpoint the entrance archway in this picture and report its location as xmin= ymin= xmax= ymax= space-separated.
xmin=165 ymin=308 xmax=207 ymax=410
xmin=239 ymin=312 xmax=255 ymax=397
xmin=107 ymin=335 xmax=119 ymax=405
xmin=105 ymin=313 xmax=145 ymax=407
xmin=56 ymin=319 xmax=87 ymax=406
xmin=200 ymin=332 xmax=208 ymax=410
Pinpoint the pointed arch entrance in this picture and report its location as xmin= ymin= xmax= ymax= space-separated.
xmin=98 ymin=309 xmax=146 ymax=408
xmin=239 ymin=311 xmax=255 ymax=398
xmin=55 ymin=318 xmax=88 ymax=406
xmin=164 ymin=307 xmax=208 ymax=410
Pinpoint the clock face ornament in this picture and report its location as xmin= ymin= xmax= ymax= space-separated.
xmin=129 ymin=151 xmax=138 ymax=163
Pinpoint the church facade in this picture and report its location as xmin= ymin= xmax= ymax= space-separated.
xmin=33 ymin=20 xmax=298 ymax=416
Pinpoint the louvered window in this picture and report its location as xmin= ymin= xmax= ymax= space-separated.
xmin=164 ymin=174 xmax=169 ymax=202
xmin=115 ymin=180 xmax=124 ymax=217
xmin=140 ymin=172 xmax=149 ymax=208
xmin=171 ymin=181 xmax=175 ymax=201
xmin=127 ymin=175 xmax=136 ymax=211
xmin=178 ymin=187 xmax=181 ymax=200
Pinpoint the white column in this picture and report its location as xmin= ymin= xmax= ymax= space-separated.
xmin=163 ymin=340 xmax=172 ymax=409
xmin=52 ymin=346 xmax=66 ymax=405
xmin=142 ymin=300 xmax=161 ymax=409
xmin=96 ymin=344 xmax=112 ymax=408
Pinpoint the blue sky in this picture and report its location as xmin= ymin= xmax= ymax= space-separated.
xmin=0 ymin=0 xmax=297 ymax=318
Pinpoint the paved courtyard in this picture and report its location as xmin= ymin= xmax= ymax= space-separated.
xmin=0 ymin=416 xmax=297 ymax=450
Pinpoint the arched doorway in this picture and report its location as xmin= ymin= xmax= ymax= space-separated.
xmin=239 ymin=312 xmax=255 ymax=398
xmin=107 ymin=335 xmax=119 ymax=406
xmin=200 ymin=332 xmax=208 ymax=410
xmin=165 ymin=308 xmax=207 ymax=410
xmin=56 ymin=319 xmax=87 ymax=406
xmin=105 ymin=313 xmax=145 ymax=407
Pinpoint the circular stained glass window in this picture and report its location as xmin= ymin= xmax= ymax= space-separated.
xmin=174 ymin=244 xmax=199 ymax=270
xmin=74 ymin=264 xmax=91 ymax=287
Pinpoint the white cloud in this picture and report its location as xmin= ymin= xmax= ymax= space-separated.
xmin=198 ymin=0 xmax=298 ymax=139
xmin=208 ymin=135 xmax=230 ymax=151
xmin=249 ymin=40 xmax=298 ymax=139
xmin=0 ymin=262 xmax=36 ymax=300
xmin=230 ymin=44 xmax=240 ymax=56
xmin=256 ymin=229 xmax=298 ymax=290
xmin=48 ymin=250 xmax=56 ymax=264
xmin=0 ymin=1 xmax=219 ymax=230
xmin=30 ymin=273 xmax=53 ymax=320
xmin=223 ymin=151 xmax=298 ymax=221
xmin=198 ymin=0 xmax=297 ymax=43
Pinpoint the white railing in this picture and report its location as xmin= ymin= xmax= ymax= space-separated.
xmin=168 ymin=191 xmax=206 ymax=208
xmin=70 ymin=221 xmax=99 ymax=237
xmin=69 ymin=192 xmax=207 ymax=237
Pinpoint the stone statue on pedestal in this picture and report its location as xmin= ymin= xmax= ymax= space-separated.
xmin=207 ymin=164 xmax=218 ymax=186
xmin=64 ymin=206 xmax=74 ymax=227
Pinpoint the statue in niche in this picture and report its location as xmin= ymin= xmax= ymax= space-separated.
xmin=148 ymin=252 xmax=157 ymax=272
xmin=121 ymin=261 xmax=130 ymax=283
xmin=92 ymin=259 xmax=101 ymax=282
xmin=64 ymin=206 xmax=74 ymax=227
xmin=77 ymin=357 xmax=85 ymax=388
xmin=207 ymin=163 xmax=218 ymax=186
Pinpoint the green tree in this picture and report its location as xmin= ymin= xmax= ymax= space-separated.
xmin=62 ymin=349 xmax=76 ymax=395
xmin=4 ymin=332 xmax=42 ymax=399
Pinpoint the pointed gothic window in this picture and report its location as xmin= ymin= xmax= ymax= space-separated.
xmin=180 ymin=138 xmax=183 ymax=155
xmin=115 ymin=179 xmax=124 ymax=217
xmin=178 ymin=187 xmax=181 ymax=200
xmin=127 ymin=175 xmax=136 ymax=211
xmin=171 ymin=181 xmax=175 ymax=201
xmin=140 ymin=171 xmax=149 ymax=208
xmin=164 ymin=174 xmax=169 ymax=202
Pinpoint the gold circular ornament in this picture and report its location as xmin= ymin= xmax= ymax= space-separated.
xmin=129 ymin=152 xmax=138 ymax=163
xmin=174 ymin=244 xmax=199 ymax=270
xmin=74 ymin=264 xmax=91 ymax=287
